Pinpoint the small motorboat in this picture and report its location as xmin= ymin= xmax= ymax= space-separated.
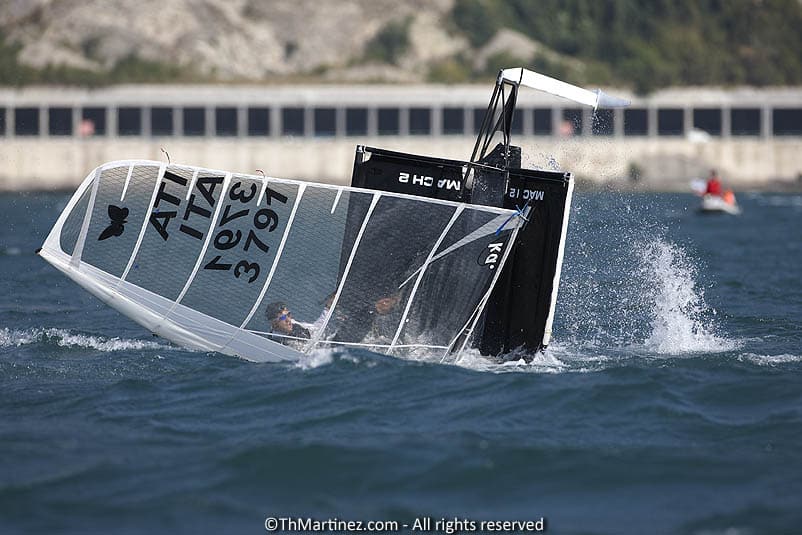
xmin=699 ymin=193 xmax=741 ymax=215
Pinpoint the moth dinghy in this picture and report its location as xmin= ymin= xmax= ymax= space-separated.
xmin=39 ymin=69 xmax=629 ymax=363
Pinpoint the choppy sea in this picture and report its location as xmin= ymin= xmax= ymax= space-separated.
xmin=2 ymin=189 xmax=801 ymax=535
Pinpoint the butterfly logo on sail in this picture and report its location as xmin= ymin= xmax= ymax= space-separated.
xmin=98 ymin=205 xmax=129 ymax=240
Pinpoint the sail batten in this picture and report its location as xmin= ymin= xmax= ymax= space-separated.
xmin=120 ymin=164 xmax=166 ymax=282
xmin=71 ymin=167 xmax=102 ymax=267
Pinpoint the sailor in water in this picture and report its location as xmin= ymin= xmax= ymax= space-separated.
xmin=265 ymin=302 xmax=310 ymax=349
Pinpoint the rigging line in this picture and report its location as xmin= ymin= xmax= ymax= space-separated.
xmin=387 ymin=204 xmax=464 ymax=352
xmin=398 ymin=211 xmax=521 ymax=289
xmin=480 ymin=93 xmax=501 ymax=157
xmin=306 ymin=193 xmax=381 ymax=350
xmin=247 ymin=334 xmax=449 ymax=351
xmin=471 ymin=81 xmax=500 ymax=163
xmin=501 ymin=82 xmax=508 ymax=148
xmin=119 ymin=163 xmax=167 ymax=282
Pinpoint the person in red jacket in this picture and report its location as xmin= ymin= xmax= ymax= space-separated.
xmin=705 ymin=169 xmax=723 ymax=196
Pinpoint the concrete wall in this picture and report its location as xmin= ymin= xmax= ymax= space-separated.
xmin=1 ymin=136 xmax=801 ymax=191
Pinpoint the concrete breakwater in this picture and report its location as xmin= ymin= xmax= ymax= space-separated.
xmin=1 ymin=137 xmax=800 ymax=191
xmin=2 ymin=83 xmax=801 ymax=191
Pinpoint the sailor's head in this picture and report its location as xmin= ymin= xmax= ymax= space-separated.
xmin=709 ymin=169 xmax=719 ymax=178
xmin=266 ymin=301 xmax=293 ymax=334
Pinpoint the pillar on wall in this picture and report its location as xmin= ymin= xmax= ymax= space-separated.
xmin=761 ymin=105 xmax=772 ymax=140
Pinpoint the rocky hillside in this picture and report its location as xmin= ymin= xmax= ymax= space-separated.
xmin=1 ymin=0 xmax=802 ymax=91
xmin=0 ymin=0 xmax=469 ymax=82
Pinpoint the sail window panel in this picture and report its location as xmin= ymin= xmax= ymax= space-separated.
xmin=532 ymin=108 xmax=552 ymax=135
xmin=183 ymin=107 xmax=205 ymax=136
xmin=151 ymin=107 xmax=174 ymax=137
xmin=180 ymin=180 xmax=300 ymax=325
xmin=731 ymin=108 xmax=760 ymax=136
xmin=118 ymin=107 xmax=142 ymax=136
xmin=247 ymin=107 xmax=270 ymax=136
xmin=346 ymin=108 xmax=368 ymax=137
xmin=59 ymin=187 xmax=94 ymax=256
xmin=773 ymin=108 xmax=802 ymax=136
xmin=281 ymin=107 xmax=305 ymax=136
xmin=658 ymin=108 xmax=683 ymax=136
xmin=124 ymin=167 xmax=214 ymax=297
xmin=48 ymin=107 xmax=73 ymax=136
xmin=378 ymin=108 xmax=399 ymax=136
xmin=81 ymin=107 xmax=106 ymax=136
xmin=80 ymin=165 xmax=163 ymax=278
xmin=397 ymin=209 xmax=505 ymax=348
xmin=216 ymin=107 xmax=238 ymax=137
xmin=313 ymin=108 xmax=336 ymax=137
xmin=318 ymin=196 xmax=456 ymax=347
xmin=624 ymin=109 xmax=648 ymax=136
xmin=242 ymin=187 xmax=375 ymax=335
xmin=14 ymin=107 xmax=39 ymax=136
xmin=693 ymin=108 xmax=721 ymax=136
xmin=409 ymin=108 xmax=431 ymax=136
xmin=442 ymin=107 xmax=464 ymax=135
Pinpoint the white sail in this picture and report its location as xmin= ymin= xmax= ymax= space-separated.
xmin=39 ymin=161 xmax=526 ymax=362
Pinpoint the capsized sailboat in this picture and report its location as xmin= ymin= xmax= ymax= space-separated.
xmin=38 ymin=68 xmax=629 ymax=363
xmin=692 ymin=177 xmax=742 ymax=215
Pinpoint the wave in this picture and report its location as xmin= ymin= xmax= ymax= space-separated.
xmin=293 ymin=348 xmax=336 ymax=370
xmin=639 ymin=239 xmax=739 ymax=355
xmin=740 ymin=353 xmax=802 ymax=366
xmin=0 ymin=327 xmax=170 ymax=352
xmin=757 ymin=194 xmax=802 ymax=209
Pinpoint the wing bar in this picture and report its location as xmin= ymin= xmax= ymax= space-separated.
xmin=500 ymin=67 xmax=630 ymax=110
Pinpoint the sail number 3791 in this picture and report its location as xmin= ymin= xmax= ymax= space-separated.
xmin=203 ymin=181 xmax=288 ymax=283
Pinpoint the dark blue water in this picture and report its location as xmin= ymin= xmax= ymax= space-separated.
xmin=2 ymin=190 xmax=801 ymax=535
